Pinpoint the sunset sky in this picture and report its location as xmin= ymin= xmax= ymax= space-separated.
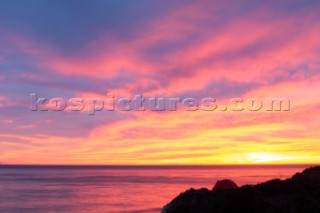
xmin=0 ymin=0 xmax=319 ymax=165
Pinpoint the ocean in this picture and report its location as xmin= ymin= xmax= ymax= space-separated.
xmin=0 ymin=165 xmax=311 ymax=213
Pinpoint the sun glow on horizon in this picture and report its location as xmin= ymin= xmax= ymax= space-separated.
xmin=244 ymin=153 xmax=305 ymax=163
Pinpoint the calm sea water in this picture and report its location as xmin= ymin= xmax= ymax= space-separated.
xmin=0 ymin=165 xmax=311 ymax=213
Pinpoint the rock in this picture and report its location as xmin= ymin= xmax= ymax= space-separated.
xmin=162 ymin=166 xmax=320 ymax=213
xmin=213 ymin=179 xmax=238 ymax=190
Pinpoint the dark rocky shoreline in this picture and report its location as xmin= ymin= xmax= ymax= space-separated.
xmin=162 ymin=166 xmax=320 ymax=213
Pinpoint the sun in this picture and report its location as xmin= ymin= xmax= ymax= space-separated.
xmin=245 ymin=152 xmax=289 ymax=163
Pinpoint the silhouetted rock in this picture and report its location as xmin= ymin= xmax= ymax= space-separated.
xmin=213 ymin=179 xmax=238 ymax=190
xmin=162 ymin=166 xmax=320 ymax=213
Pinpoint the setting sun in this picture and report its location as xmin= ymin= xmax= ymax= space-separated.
xmin=245 ymin=153 xmax=298 ymax=163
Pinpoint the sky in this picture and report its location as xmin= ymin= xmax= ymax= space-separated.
xmin=0 ymin=0 xmax=319 ymax=165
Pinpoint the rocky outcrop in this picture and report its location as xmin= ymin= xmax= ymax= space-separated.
xmin=162 ymin=166 xmax=320 ymax=213
xmin=212 ymin=179 xmax=238 ymax=190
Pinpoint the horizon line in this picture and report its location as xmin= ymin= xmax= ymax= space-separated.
xmin=1 ymin=163 xmax=318 ymax=167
